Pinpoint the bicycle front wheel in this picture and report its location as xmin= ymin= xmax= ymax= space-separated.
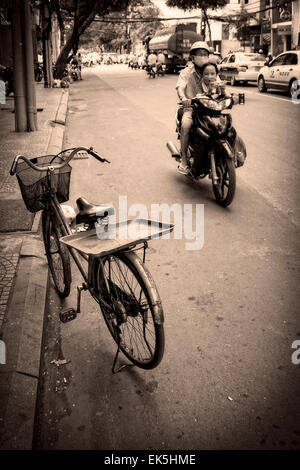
xmin=96 ymin=251 xmax=165 ymax=369
xmin=42 ymin=209 xmax=71 ymax=297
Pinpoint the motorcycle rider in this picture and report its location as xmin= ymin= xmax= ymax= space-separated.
xmin=147 ymin=51 xmax=157 ymax=73
xmin=157 ymin=50 xmax=166 ymax=74
xmin=176 ymin=41 xmax=219 ymax=174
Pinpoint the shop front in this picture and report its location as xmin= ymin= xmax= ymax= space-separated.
xmin=272 ymin=3 xmax=292 ymax=55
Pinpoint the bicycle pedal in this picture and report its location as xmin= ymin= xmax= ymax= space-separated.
xmin=60 ymin=308 xmax=77 ymax=323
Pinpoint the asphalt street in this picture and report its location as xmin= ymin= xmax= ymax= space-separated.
xmin=34 ymin=64 xmax=300 ymax=450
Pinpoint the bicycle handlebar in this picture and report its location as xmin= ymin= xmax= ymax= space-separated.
xmin=178 ymin=92 xmax=245 ymax=108
xmin=10 ymin=146 xmax=110 ymax=176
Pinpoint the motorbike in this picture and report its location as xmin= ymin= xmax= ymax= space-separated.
xmin=0 ymin=65 xmax=14 ymax=96
xmin=34 ymin=63 xmax=43 ymax=82
xmin=70 ymin=63 xmax=79 ymax=81
xmin=146 ymin=64 xmax=156 ymax=79
xmin=128 ymin=60 xmax=138 ymax=69
xmin=167 ymin=90 xmax=246 ymax=207
xmin=156 ymin=63 xmax=166 ymax=76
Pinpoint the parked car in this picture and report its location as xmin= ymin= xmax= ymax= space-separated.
xmin=218 ymin=51 xmax=266 ymax=85
xmin=257 ymin=50 xmax=300 ymax=97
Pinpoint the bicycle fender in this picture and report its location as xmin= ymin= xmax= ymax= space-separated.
xmin=124 ymin=251 xmax=164 ymax=325
xmin=218 ymin=139 xmax=233 ymax=159
xmin=90 ymin=252 xmax=164 ymax=325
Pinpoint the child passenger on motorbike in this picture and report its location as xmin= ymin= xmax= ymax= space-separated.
xmin=176 ymin=41 xmax=221 ymax=175
xmin=199 ymin=62 xmax=227 ymax=99
xmin=199 ymin=62 xmax=246 ymax=167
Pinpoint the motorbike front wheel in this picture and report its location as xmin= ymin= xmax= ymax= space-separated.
xmin=213 ymin=158 xmax=236 ymax=207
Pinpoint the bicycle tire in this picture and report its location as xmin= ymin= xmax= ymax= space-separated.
xmin=96 ymin=251 xmax=165 ymax=369
xmin=42 ymin=209 xmax=71 ymax=297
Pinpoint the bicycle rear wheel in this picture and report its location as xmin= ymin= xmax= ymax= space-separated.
xmin=42 ymin=209 xmax=71 ymax=297
xmin=96 ymin=251 xmax=165 ymax=369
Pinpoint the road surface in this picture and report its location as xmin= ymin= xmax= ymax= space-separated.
xmin=34 ymin=65 xmax=300 ymax=451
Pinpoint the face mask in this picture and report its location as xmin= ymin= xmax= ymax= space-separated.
xmin=193 ymin=56 xmax=208 ymax=68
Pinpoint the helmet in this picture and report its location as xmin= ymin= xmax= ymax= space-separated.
xmin=189 ymin=41 xmax=210 ymax=55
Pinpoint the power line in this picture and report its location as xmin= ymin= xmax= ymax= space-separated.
xmin=90 ymin=0 xmax=295 ymax=24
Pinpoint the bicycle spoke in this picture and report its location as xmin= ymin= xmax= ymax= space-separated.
xmin=99 ymin=254 xmax=159 ymax=365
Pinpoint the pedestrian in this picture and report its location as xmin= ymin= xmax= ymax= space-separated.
xmin=77 ymin=53 xmax=82 ymax=79
xmin=265 ymin=53 xmax=273 ymax=65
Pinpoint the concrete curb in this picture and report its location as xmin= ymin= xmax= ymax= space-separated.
xmin=0 ymin=237 xmax=48 ymax=450
xmin=54 ymin=89 xmax=69 ymax=126
xmin=0 ymin=88 xmax=69 ymax=450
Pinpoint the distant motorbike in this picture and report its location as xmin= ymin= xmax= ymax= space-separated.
xmin=167 ymin=91 xmax=246 ymax=207
xmin=70 ymin=64 xmax=79 ymax=81
xmin=0 ymin=65 xmax=13 ymax=96
xmin=34 ymin=63 xmax=43 ymax=82
xmin=146 ymin=65 xmax=156 ymax=79
xmin=156 ymin=63 xmax=166 ymax=76
xmin=128 ymin=60 xmax=138 ymax=69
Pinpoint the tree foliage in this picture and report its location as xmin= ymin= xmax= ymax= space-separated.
xmin=166 ymin=0 xmax=228 ymax=44
xmin=79 ymin=1 xmax=162 ymax=53
xmin=54 ymin=0 xmax=131 ymax=77
xmin=54 ymin=0 xmax=161 ymax=77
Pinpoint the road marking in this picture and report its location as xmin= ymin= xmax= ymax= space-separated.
xmin=247 ymin=91 xmax=290 ymax=103
xmin=228 ymin=86 xmax=290 ymax=103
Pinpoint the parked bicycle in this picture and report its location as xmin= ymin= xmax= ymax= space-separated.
xmin=10 ymin=147 xmax=173 ymax=372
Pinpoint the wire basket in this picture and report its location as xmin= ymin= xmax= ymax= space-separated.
xmin=15 ymin=153 xmax=72 ymax=213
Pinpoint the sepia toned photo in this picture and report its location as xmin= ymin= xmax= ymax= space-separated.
xmin=0 ymin=0 xmax=300 ymax=459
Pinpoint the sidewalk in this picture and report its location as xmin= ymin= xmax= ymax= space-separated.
xmin=0 ymin=83 xmax=69 ymax=449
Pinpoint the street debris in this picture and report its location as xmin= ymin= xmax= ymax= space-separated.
xmin=227 ymin=396 xmax=233 ymax=401
xmin=50 ymin=359 xmax=71 ymax=367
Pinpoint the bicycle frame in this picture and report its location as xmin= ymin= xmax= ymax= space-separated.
xmin=48 ymin=192 xmax=117 ymax=314
xmin=48 ymin=195 xmax=88 ymax=280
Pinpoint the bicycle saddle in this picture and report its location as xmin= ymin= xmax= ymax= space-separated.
xmin=76 ymin=197 xmax=114 ymax=224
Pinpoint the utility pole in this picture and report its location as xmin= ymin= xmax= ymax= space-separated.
xmin=12 ymin=0 xmax=27 ymax=132
xmin=270 ymin=0 xmax=274 ymax=55
xmin=23 ymin=0 xmax=37 ymax=131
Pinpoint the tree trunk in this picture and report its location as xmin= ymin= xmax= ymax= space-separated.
xmin=202 ymin=8 xmax=212 ymax=45
xmin=54 ymin=0 xmax=100 ymax=79
xmin=54 ymin=32 xmax=78 ymax=78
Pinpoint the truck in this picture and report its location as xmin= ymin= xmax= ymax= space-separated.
xmin=148 ymin=23 xmax=202 ymax=73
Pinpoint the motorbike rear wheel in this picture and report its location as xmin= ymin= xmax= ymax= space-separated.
xmin=213 ymin=158 xmax=236 ymax=207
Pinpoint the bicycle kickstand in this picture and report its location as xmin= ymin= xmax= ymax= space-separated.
xmin=111 ymin=328 xmax=133 ymax=374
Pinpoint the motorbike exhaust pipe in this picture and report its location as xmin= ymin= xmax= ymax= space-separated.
xmin=167 ymin=141 xmax=180 ymax=159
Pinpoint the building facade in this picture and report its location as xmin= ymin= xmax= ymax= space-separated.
xmin=271 ymin=0 xmax=293 ymax=55
xmin=207 ymin=0 xmax=299 ymax=57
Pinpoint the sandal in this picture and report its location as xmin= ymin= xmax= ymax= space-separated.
xmin=177 ymin=163 xmax=190 ymax=175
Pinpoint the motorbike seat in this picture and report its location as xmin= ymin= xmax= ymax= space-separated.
xmin=76 ymin=197 xmax=114 ymax=225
